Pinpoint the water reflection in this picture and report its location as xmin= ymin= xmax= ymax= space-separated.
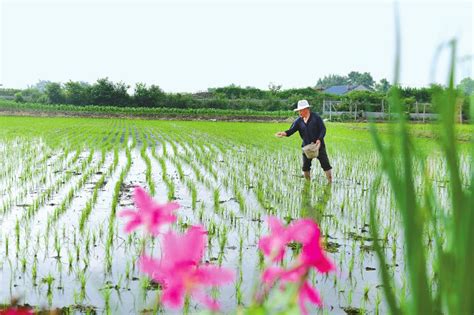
xmin=301 ymin=181 xmax=332 ymax=224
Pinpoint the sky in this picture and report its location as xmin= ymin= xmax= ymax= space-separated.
xmin=0 ymin=0 xmax=472 ymax=93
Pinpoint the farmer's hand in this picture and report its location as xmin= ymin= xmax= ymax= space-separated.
xmin=315 ymin=139 xmax=321 ymax=147
xmin=275 ymin=131 xmax=286 ymax=138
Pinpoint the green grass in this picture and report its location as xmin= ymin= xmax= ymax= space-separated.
xmin=369 ymin=39 xmax=473 ymax=314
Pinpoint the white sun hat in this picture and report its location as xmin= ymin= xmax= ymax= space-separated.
xmin=294 ymin=99 xmax=311 ymax=111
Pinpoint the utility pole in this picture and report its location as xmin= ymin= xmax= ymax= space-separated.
xmin=423 ymin=103 xmax=426 ymax=123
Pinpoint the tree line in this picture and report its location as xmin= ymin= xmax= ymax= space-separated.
xmin=1 ymin=72 xmax=472 ymax=115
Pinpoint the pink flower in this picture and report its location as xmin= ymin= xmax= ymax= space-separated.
xmin=258 ymin=217 xmax=317 ymax=262
xmin=298 ymin=281 xmax=322 ymax=315
xmin=262 ymin=266 xmax=285 ymax=284
xmin=258 ymin=217 xmax=289 ymax=261
xmin=139 ymin=226 xmax=235 ymax=311
xmin=118 ymin=186 xmax=179 ymax=236
xmin=299 ymin=223 xmax=336 ymax=273
xmin=259 ymin=217 xmax=334 ymax=314
xmin=0 ymin=307 xmax=34 ymax=315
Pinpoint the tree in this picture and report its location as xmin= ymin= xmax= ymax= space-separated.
xmin=14 ymin=92 xmax=24 ymax=103
xmin=16 ymin=88 xmax=43 ymax=103
xmin=90 ymin=78 xmax=130 ymax=106
xmin=268 ymin=82 xmax=282 ymax=94
xmin=457 ymin=77 xmax=474 ymax=95
xmin=64 ymin=81 xmax=91 ymax=105
xmin=133 ymin=83 xmax=165 ymax=107
xmin=45 ymin=82 xmax=65 ymax=104
xmin=347 ymin=71 xmax=375 ymax=88
xmin=375 ymin=78 xmax=391 ymax=93
xmin=30 ymin=80 xmax=52 ymax=92
xmin=316 ymin=74 xmax=349 ymax=88
xmin=112 ymin=81 xmax=131 ymax=106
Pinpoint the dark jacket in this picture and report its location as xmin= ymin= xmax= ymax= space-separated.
xmin=285 ymin=112 xmax=326 ymax=147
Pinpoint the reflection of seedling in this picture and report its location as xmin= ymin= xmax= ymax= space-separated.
xmin=217 ymin=226 xmax=228 ymax=265
xmin=75 ymin=244 xmax=80 ymax=262
xmin=54 ymin=230 xmax=61 ymax=259
xmin=364 ymin=284 xmax=370 ymax=300
xmin=125 ymin=261 xmax=131 ymax=279
xmin=15 ymin=220 xmax=20 ymax=254
xmin=213 ymin=188 xmax=220 ymax=212
xmin=238 ymin=236 xmax=243 ymax=263
xmin=77 ymin=269 xmax=87 ymax=293
xmin=5 ymin=236 xmax=8 ymax=257
xmin=83 ymin=256 xmax=90 ymax=271
xmin=85 ymin=233 xmax=91 ymax=256
xmin=42 ymin=273 xmax=55 ymax=293
xmin=198 ymin=203 xmax=205 ymax=222
xmin=191 ymin=184 xmax=197 ymax=209
xmin=348 ymin=252 xmax=355 ymax=278
xmin=32 ymin=258 xmax=37 ymax=284
xmin=105 ymin=251 xmax=113 ymax=273
xmin=140 ymin=277 xmax=150 ymax=297
xmin=21 ymin=257 xmax=27 ymax=273
xmin=235 ymin=190 xmax=245 ymax=213
xmin=102 ymin=286 xmax=111 ymax=315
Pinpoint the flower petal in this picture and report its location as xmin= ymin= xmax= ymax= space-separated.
xmin=192 ymin=289 xmax=221 ymax=312
xmin=298 ymin=281 xmax=322 ymax=315
xmin=117 ymin=209 xmax=138 ymax=217
xmin=163 ymin=226 xmax=206 ymax=264
xmin=124 ymin=217 xmax=142 ymax=234
xmin=258 ymin=216 xmax=289 ymax=261
xmin=301 ymin=241 xmax=336 ymax=273
xmin=194 ymin=264 xmax=235 ymax=286
xmin=287 ymin=219 xmax=319 ymax=245
xmin=262 ymin=266 xmax=284 ymax=285
xmin=161 ymin=282 xmax=186 ymax=309
xmin=138 ymin=254 xmax=167 ymax=283
xmin=134 ymin=186 xmax=154 ymax=213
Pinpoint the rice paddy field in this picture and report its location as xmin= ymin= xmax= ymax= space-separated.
xmin=0 ymin=115 xmax=472 ymax=314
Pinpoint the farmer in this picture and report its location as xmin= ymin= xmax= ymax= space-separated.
xmin=275 ymin=99 xmax=332 ymax=183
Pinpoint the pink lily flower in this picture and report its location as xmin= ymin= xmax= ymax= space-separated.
xmin=299 ymin=222 xmax=336 ymax=274
xmin=139 ymin=226 xmax=235 ymax=311
xmin=279 ymin=219 xmax=336 ymax=276
xmin=258 ymin=217 xmax=317 ymax=262
xmin=118 ymin=186 xmax=179 ymax=236
xmin=259 ymin=217 xmax=335 ymax=314
xmin=258 ymin=216 xmax=289 ymax=261
xmin=262 ymin=266 xmax=285 ymax=284
xmin=298 ymin=281 xmax=322 ymax=315
xmin=262 ymin=266 xmax=323 ymax=315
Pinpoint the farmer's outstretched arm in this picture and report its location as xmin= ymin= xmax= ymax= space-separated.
xmin=276 ymin=118 xmax=300 ymax=138
xmin=284 ymin=120 xmax=299 ymax=137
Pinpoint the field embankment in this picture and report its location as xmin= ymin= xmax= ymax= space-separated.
xmin=0 ymin=99 xmax=294 ymax=122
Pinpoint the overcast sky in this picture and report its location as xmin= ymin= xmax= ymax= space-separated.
xmin=0 ymin=0 xmax=472 ymax=92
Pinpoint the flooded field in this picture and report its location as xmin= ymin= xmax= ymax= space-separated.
xmin=0 ymin=116 xmax=471 ymax=314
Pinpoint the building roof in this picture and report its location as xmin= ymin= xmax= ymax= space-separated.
xmin=323 ymin=84 xmax=370 ymax=95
